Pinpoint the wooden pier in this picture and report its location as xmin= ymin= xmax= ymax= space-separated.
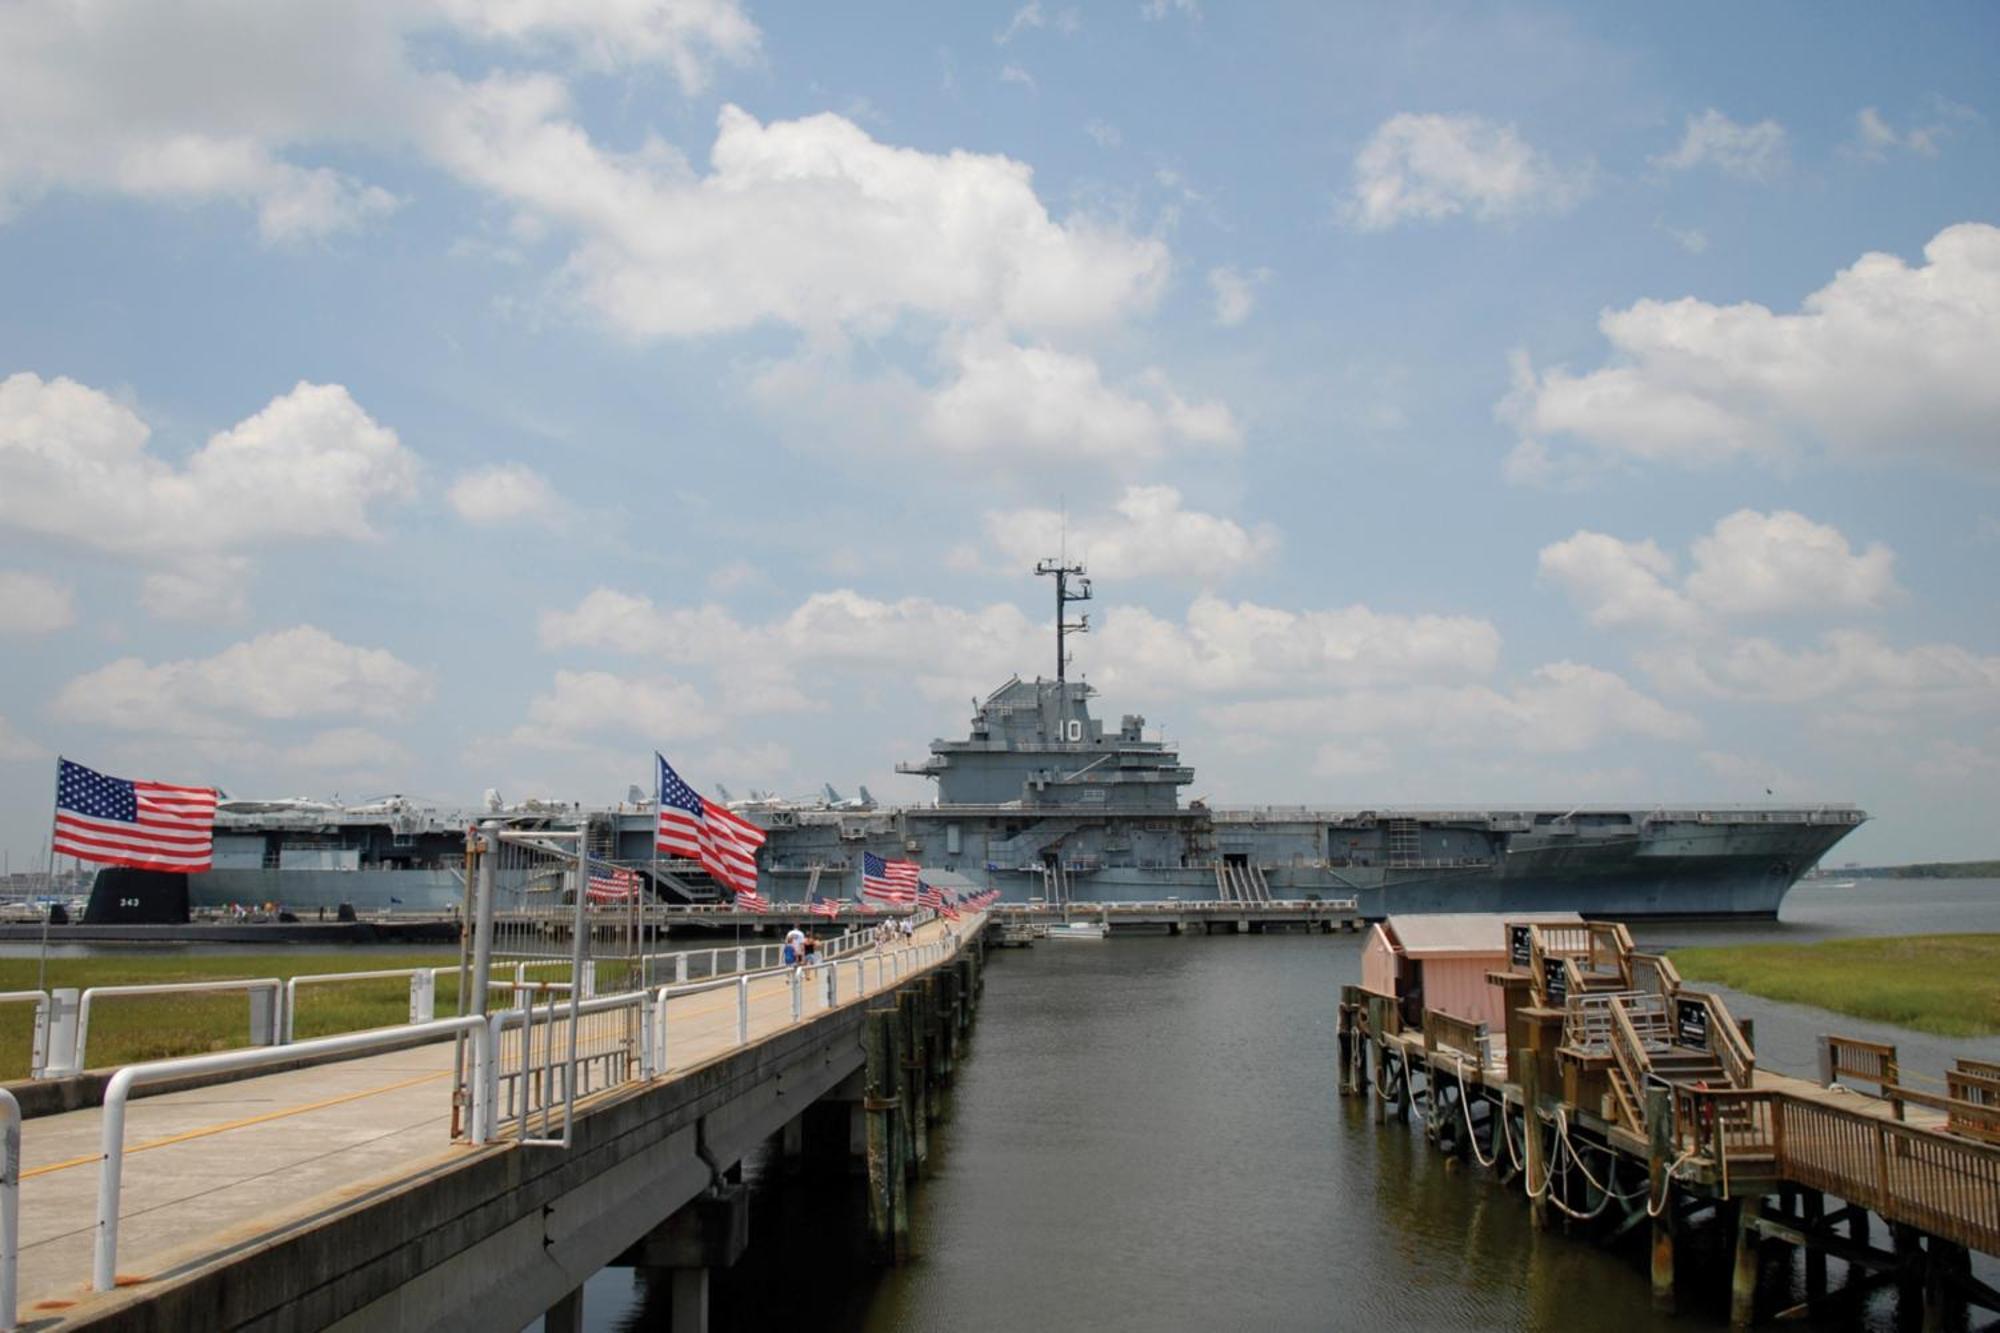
xmin=1337 ymin=920 xmax=2000 ymax=1328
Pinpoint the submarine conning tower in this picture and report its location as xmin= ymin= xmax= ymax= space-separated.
xmin=897 ymin=676 xmax=1194 ymax=810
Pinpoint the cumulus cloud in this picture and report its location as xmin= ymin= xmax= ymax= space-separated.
xmin=1652 ymin=109 xmax=1787 ymax=181
xmin=1210 ymin=662 xmax=1698 ymax=755
xmin=1208 ymin=265 xmax=1271 ymax=327
xmin=0 ymin=373 xmax=418 ymax=554
xmin=753 ymin=334 xmax=1237 ymax=465
xmin=1501 ymin=223 xmax=2000 ymax=475
xmin=0 ymin=571 xmax=74 ymax=634
xmin=429 ymin=96 xmax=1168 ymax=340
xmin=431 ymin=0 xmax=758 ymax=86
xmin=510 ymin=670 xmax=722 ymax=749
xmin=282 ymin=726 xmax=415 ymax=771
xmin=0 ymin=2 xmax=757 ymax=239
xmin=448 ymin=463 xmax=558 ymax=524
xmin=1346 ymin=113 xmax=1587 ymax=230
xmin=0 ymin=714 xmax=46 ymax=762
xmin=54 ymin=627 xmax=432 ymax=736
xmin=1095 ymin=597 xmax=1501 ymax=697
xmin=1641 ymin=630 xmax=2000 ymax=713
xmin=1540 ymin=510 xmax=1895 ymax=629
xmin=982 ymin=486 xmax=1276 ymax=580
xmin=540 ymin=587 xmax=1043 ymax=704
xmin=921 ymin=337 xmax=1239 ymax=461
xmin=1537 ymin=532 xmax=1699 ymax=632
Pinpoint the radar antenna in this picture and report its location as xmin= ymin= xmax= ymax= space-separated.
xmin=1035 ymin=557 xmax=1091 ymax=682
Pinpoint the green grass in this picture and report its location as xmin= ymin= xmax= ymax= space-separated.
xmin=1671 ymin=934 xmax=2000 ymax=1038
xmin=0 ymin=951 xmax=480 ymax=1079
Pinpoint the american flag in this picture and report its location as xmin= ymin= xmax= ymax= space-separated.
xmin=53 ymin=757 xmax=215 ymax=872
xmin=586 ymin=863 xmax=641 ymax=903
xmin=918 ymin=881 xmax=945 ymax=910
xmin=809 ymin=896 xmax=840 ymax=919
xmin=655 ymin=753 xmax=766 ymax=896
xmin=860 ymin=851 xmax=919 ymax=906
xmin=733 ymin=886 xmax=769 ymax=913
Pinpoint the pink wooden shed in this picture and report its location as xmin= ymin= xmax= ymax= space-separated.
xmin=1360 ymin=912 xmax=1582 ymax=1030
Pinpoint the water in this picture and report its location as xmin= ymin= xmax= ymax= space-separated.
xmin=528 ymin=881 xmax=2000 ymax=1328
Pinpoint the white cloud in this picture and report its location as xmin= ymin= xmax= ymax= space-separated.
xmin=539 ymin=586 xmax=1044 ymax=704
xmin=999 ymin=64 xmax=1038 ymax=93
xmin=139 ymin=559 xmax=252 ymax=624
xmin=1641 ymin=630 xmax=2000 ymax=713
xmin=510 ymin=670 xmax=721 ymax=749
xmin=1140 ymin=0 xmax=1199 ymax=19
xmin=983 ymin=485 xmax=1276 ymax=580
xmin=1212 ymin=662 xmax=1698 ymax=755
xmin=1699 ymin=750 xmax=1802 ymax=796
xmin=1540 ymin=510 xmax=1895 ymax=629
xmin=0 ymin=571 xmax=74 ymax=635
xmin=54 ymin=627 xmax=432 ymax=736
xmin=1096 ymin=597 xmax=1501 ymax=697
xmin=282 ymin=726 xmax=415 ymax=771
xmin=1659 ymin=222 xmax=1708 ymax=254
xmin=448 ymin=463 xmax=558 ymax=524
xmin=1346 ymin=113 xmax=1587 ymax=230
xmin=1085 ymin=120 xmax=1122 ymax=149
xmin=1208 ymin=265 xmax=1271 ymax=327
xmin=1684 ymin=510 xmax=1896 ymax=616
xmin=1537 ymin=531 xmax=1699 ymax=632
xmin=0 ymin=714 xmax=46 ymax=762
xmin=0 ymin=2 xmax=756 ymax=240
xmin=1652 ymin=109 xmax=1787 ymax=181
xmin=997 ymin=3 xmax=1047 ymax=43
xmin=921 ymin=336 xmax=1239 ymax=461
xmin=431 ymin=0 xmax=759 ymax=87
xmin=1501 ymin=224 xmax=2000 ymax=475
xmin=1847 ymin=102 xmax=1978 ymax=161
xmin=428 ymin=96 xmax=1168 ymax=339
xmin=0 ymin=373 xmax=418 ymax=555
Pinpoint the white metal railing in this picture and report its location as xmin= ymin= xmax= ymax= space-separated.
xmin=1 ymin=1087 xmax=16 ymax=1331
xmin=91 ymin=1016 xmax=494 ymax=1292
xmin=73 ymin=918 xmax=980 ymax=1302
xmin=0 ymin=995 xmax=48 ymax=1083
xmin=71 ymin=979 xmax=283 ymax=1075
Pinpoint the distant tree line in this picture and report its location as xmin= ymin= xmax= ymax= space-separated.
xmin=1851 ymin=860 xmax=2000 ymax=879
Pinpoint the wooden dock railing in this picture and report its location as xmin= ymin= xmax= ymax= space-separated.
xmin=1821 ymin=1034 xmax=1901 ymax=1114
xmin=1678 ymin=987 xmax=1756 ymax=1088
xmin=1671 ymin=1084 xmax=2000 ymax=1256
xmin=1422 ymin=1008 xmax=1490 ymax=1071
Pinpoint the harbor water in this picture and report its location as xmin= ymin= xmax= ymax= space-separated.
xmin=576 ymin=880 xmax=2000 ymax=1331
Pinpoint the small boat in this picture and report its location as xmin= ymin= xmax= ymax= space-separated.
xmin=1046 ymin=921 xmax=1108 ymax=941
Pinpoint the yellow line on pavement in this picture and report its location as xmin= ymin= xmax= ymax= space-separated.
xmin=22 ymin=1069 xmax=451 ymax=1180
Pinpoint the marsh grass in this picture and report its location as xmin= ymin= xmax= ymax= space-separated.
xmin=0 ymin=951 xmax=473 ymax=1079
xmin=1671 ymin=934 xmax=2000 ymax=1038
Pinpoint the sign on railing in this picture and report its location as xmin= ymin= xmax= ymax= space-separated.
xmin=1673 ymin=994 xmax=1710 ymax=1048
xmin=1541 ymin=955 xmax=1568 ymax=1006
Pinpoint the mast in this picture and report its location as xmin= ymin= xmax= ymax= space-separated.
xmin=1034 ymin=558 xmax=1091 ymax=682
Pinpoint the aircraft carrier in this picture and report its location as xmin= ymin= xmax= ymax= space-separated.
xmin=93 ymin=563 xmax=1866 ymax=922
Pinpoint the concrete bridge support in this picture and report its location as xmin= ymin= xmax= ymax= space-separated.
xmin=863 ymin=1006 xmax=910 ymax=1264
xmin=613 ymin=1185 xmax=748 ymax=1333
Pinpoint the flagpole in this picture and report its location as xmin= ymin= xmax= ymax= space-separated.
xmin=650 ymin=755 xmax=662 ymax=966
xmin=38 ymin=756 xmax=61 ymax=993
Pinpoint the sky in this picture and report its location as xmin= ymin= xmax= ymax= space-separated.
xmin=1 ymin=1 xmax=1996 ymax=868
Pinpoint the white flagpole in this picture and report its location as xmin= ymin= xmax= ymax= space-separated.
xmin=38 ymin=756 xmax=62 ymax=993
xmin=650 ymin=755 xmax=661 ymax=962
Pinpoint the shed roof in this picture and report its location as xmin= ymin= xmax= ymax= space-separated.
xmin=1383 ymin=911 xmax=1582 ymax=957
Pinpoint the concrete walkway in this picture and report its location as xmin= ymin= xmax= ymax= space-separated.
xmin=13 ymin=919 xmax=969 ymax=1320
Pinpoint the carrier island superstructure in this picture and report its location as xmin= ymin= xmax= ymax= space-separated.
xmin=98 ymin=566 xmax=1867 ymax=921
